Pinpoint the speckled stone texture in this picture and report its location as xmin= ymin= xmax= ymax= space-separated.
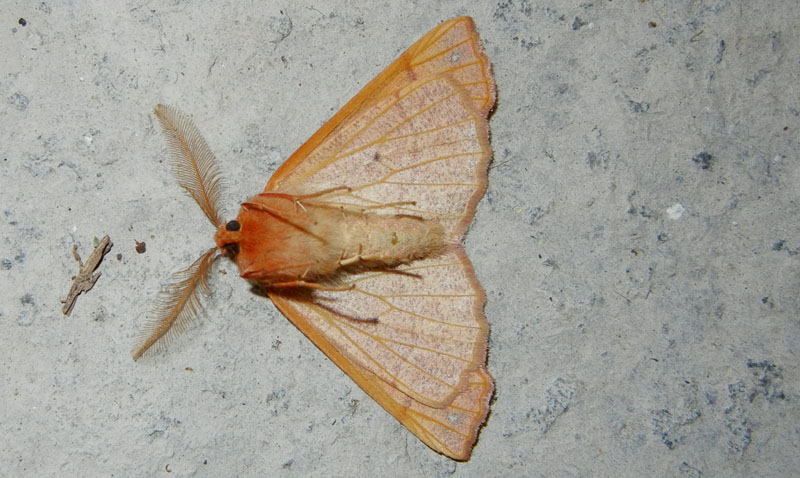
xmin=2 ymin=1 xmax=798 ymax=476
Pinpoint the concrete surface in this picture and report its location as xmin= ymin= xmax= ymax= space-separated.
xmin=2 ymin=1 xmax=798 ymax=476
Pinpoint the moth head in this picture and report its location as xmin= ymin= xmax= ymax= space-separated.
xmin=214 ymin=219 xmax=241 ymax=258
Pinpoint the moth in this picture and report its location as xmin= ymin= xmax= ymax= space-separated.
xmin=134 ymin=16 xmax=495 ymax=460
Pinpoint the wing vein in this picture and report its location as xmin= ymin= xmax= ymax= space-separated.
xmin=316 ymin=305 xmax=460 ymax=396
xmin=335 ymin=116 xmax=477 ymax=162
xmin=341 ymin=320 xmax=475 ymax=364
xmin=408 ymin=38 xmax=470 ymax=68
xmin=352 ymin=289 xmax=482 ymax=329
xmin=336 ymin=319 xmax=463 ymax=388
xmin=335 ymin=87 xmax=460 ymax=161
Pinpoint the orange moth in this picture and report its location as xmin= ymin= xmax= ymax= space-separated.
xmin=134 ymin=16 xmax=495 ymax=460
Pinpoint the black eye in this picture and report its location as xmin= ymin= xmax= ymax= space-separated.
xmin=226 ymin=220 xmax=241 ymax=231
xmin=225 ymin=243 xmax=240 ymax=256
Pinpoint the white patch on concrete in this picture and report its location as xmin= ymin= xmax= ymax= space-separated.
xmin=666 ymin=203 xmax=685 ymax=220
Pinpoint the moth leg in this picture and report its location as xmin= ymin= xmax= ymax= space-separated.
xmin=312 ymin=298 xmax=379 ymax=323
xmin=393 ymin=213 xmax=426 ymax=221
xmin=382 ymin=269 xmax=422 ymax=279
xmin=258 ymin=186 xmax=351 ymax=202
xmin=338 ymin=244 xmax=364 ymax=267
xmin=258 ymin=187 xmax=352 ymax=212
xmin=241 ymin=263 xmax=354 ymax=291
xmin=241 ymin=261 xmax=318 ymax=280
xmin=270 ymin=280 xmax=355 ymax=292
xmin=337 ymin=245 xmax=396 ymax=267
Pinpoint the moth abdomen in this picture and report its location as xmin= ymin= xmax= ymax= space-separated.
xmin=312 ymin=204 xmax=447 ymax=270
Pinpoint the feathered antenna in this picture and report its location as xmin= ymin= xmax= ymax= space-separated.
xmin=153 ymin=104 xmax=225 ymax=226
xmin=133 ymin=105 xmax=227 ymax=360
xmin=132 ymin=247 xmax=219 ymax=360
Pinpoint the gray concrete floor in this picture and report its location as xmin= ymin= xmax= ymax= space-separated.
xmin=2 ymin=1 xmax=798 ymax=476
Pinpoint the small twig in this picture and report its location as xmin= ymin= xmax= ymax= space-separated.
xmin=62 ymin=235 xmax=113 ymax=315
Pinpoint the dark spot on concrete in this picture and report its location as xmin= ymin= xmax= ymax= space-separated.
xmin=1 ymin=259 xmax=11 ymax=270
xmin=628 ymin=100 xmax=650 ymax=113
xmin=17 ymin=293 xmax=37 ymax=326
xmin=571 ymin=17 xmax=587 ymax=30
xmin=746 ymin=359 xmax=785 ymax=402
xmin=656 ymin=232 xmax=669 ymax=243
xmin=772 ymin=240 xmax=784 ymax=251
xmin=692 ymin=152 xmax=713 ymax=170
xmin=135 ymin=240 xmax=146 ymax=254
xmin=704 ymin=391 xmax=716 ymax=405
xmin=18 ymin=18 xmax=27 ymax=26
xmin=746 ymin=69 xmax=769 ymax=88
xmin=526 ymin=206 xmax=546 ymax=225
xmin=678 ymin=462 xmax=704 ymax=476
xmin=648 ymin=21 xmax=657 ymax=28
xmin=92 ymin=306 xmax=107 ymax=322
xmin=8 ymin=92 xmax=29 ymax=112
xmin=714 ymin=40 xmax=726 ymax=64
xmin=651 ymin=407 xmax=702 ymax=450
xmin=586 ymin=150 xmax=610 ymax=169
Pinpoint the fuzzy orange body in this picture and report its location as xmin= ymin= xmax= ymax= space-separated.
xmin=214 ymin=192 xmax=446 ymax=286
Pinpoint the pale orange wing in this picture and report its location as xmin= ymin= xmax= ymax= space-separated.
xmin=269 ymin=291 xmax=493 ymax=461
xmin=271 ymin=246 xmax=488 ymax=406
xmin=265 ymin=17 xmax=494 ymax=459
xmin=267 ymin=16 xmax=494 ymax=240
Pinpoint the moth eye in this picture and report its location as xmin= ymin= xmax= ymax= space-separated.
xmin=225 ymin=243 xmax=240 ymax=256
xmin=226 ymin=220 xmax=241 ymax=231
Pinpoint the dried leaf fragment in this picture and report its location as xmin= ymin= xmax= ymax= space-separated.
xmin=62 ymin=235 xmax=113 ymax=315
